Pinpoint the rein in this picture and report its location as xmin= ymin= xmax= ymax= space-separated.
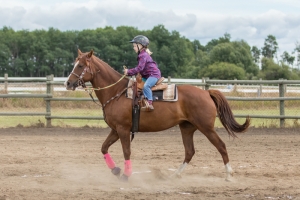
xmin=73 ymin=60 xmax=127 ymax=107
xmin=78 ymin=74 xmax=127 ymax=107
xmin=83 ymin=74 xmax=127 ymax=91
xmin=81 ymin=74 xmax=130 ymax=110
xmin=71 ymin=58 xmax=130 ymax=125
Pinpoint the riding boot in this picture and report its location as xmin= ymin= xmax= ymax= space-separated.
xmin=141 ymin=100 xmax=154 ymax=112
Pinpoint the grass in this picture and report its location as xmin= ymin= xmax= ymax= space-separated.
xmin=214 ymin=116 xmax=300 ymax=128
xmin=0 ymin=108 xmax=107 ymax=128
xmin=1 ymin=107 xmax=299 ymax=128
xmin=0 ymin=116 xmax=107 ymax=128
xmin=1 ymin=88 xmax=300 ymax=128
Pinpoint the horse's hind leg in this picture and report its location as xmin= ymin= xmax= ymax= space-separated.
xmin=172 ymin=121 xmax=197 ymax=177
xmin=199 ymin=126 xmax=233 ymax=181
xmin=101 ymin=129 xmax=121 ymax=177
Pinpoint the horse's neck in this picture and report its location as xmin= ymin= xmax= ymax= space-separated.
xmin=90 ymin=59 xmax=127 ymax=104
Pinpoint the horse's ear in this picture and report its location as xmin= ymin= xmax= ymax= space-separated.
xmin=78 ymin=49 xmax=82 ymax=55
xmin=87 ymin=49 xmax=94 ymax=58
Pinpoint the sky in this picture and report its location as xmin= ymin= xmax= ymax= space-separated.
xmin=1 ymin=0 xmax=300 ymax=57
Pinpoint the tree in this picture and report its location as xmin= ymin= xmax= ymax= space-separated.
xmin=156 ymin=45 xmax=176 ymax=77
xmin=259 ymin=57 xmax=292 ymax=80
xmin=294 ymin=41 xmax=300 ymax=70
xmin=281 ymin=51 xmax=295 ymax=66
xmin=251 ymin=46 xmax=261 ymax=64
xmin=150 ymin=25 xmax=171 ymax=50
xmin=208 ymin=41 xmax=258 ymax=77
xmin=261 ymin=35 xmax=278 ymax=59
xmin=193 ymin=49 xmax=210 ymax=72
xmin=202 ymin=62 xmax=246 ymax=80
xmin=1 ymin=25 xmax=299 ymax=80
xmin=205 ymin=33 xmax=231 ymax=52
xmin=28 ymin=30 xmax=49 ymax=76
xmin=0 ymin=43 xmax=10 ymax=75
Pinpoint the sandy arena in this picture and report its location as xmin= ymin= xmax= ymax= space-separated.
xmin=0 ymin=126 xmax=299 ymax=200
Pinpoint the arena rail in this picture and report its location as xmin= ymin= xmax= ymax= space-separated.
xmin=1 ymin=74 xmax=300 ymax=128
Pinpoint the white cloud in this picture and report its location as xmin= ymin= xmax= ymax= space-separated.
xmin=0 ymin=0 xmax=299 ymax=54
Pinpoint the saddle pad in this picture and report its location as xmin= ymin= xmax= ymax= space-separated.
xmin=126 ymin=80 xmax=178 ymax=102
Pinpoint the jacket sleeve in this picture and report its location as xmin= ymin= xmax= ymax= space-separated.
xmin=127 ymin=54 xmax=147 ymax=76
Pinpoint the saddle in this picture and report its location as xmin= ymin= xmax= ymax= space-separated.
xmin=135 ymin=73 xmax=167 ymax=91
xmin=130 ymin=74 xmax=165 ymax=133
xmin=129 ymin=74 xmax=177 ymax=133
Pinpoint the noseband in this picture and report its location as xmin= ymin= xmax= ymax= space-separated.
xmin=71 ymin=58 xmax=96 ymax=88
xmin=71 ymin=67 xmax=91 ymax=88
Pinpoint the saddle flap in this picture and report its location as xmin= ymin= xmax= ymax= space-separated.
xmin=152 ymin=83 xmax=168 ymax=91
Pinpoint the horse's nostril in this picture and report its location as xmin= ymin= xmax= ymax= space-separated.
xmin=67 ymin=81 xmax=70 ymax=86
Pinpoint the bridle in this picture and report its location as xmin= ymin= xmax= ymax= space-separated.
xmin=69 ymin=57 xmax=129 ymax=109
xmin=70 ymin=57 xmax=97 ymax=89
xmin=68 ymin=55 xmax=133 ymax=138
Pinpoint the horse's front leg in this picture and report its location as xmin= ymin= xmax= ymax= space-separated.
xmin=116 ymin=126 xmax=132 ymax=182
xmin=101 ymin=129 xmax=121 ymax=178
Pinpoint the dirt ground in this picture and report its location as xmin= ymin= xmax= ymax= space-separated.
xmin=0 ymin=126 xmax=299 ymax=200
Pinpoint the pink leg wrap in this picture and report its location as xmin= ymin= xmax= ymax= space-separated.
xmin=104 ymin=153 xmax=116 ymax=169
xmin=124 ymin=160 xmax=132 ymax=176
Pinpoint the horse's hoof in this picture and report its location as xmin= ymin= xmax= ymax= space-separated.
xmin=225 ymin=174 xmax=233 ymax=182
xmin=225 ymin=177 xmax=232 ymax=182
xmin=119 ymin=174 xmax=129 ymax=182
xmin=111 ymin=167 xmax=121 ymax=177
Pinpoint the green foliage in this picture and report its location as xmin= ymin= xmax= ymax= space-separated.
xmin=262 ymin=35 xmax=278 ymax=58
xmin=205 ymin=40 xmax=258 ymax=78
xmin=205 ymin=33 xmax=231 ymax=52
xmin=0 ymin=25 xmax=298 ymax=80
xmin=201 ymin=62 xmax=246 ymax=80
xmin=281 ymin=51 xmax=295 ymax=66
xmin=259 ymin=58 xmax=296 ymax=80
xmin=251 ymin=46 xmax=261 ymax=64
xmin=0 ymin=43 xmax=10 ymax=74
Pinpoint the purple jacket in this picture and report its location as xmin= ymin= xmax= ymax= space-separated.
xmin=127 ymin=50 xmax=161 ymax=79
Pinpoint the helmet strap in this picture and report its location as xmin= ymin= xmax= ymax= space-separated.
xmin=137 ymin=44 xmax=141 ymax=55
xmin=137 ymin=44 xmax=146 ymax=55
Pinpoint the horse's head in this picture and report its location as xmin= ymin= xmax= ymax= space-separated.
xmin=65 ymin=49 xmax=95 ymax=90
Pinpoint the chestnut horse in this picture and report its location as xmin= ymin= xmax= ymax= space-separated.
xmin=65 ymin=49 xmax=250 ymax=181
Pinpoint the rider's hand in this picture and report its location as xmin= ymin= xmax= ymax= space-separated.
xmin=124 ymin=69 xmax=128 ymax=75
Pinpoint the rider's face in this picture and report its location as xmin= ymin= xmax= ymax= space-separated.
xmin=133 ymin=43 xmax=142 ymax=54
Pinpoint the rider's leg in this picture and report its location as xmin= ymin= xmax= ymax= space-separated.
xmin=142 ymin=77 xmax=158 ymax=110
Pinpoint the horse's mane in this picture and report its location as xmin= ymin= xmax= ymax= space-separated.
xmin=91 ymin=55 xmax=123 ymax=77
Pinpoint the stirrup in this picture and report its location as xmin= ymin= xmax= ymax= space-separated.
xmin=141 ymin=100 xmax=154 ymax=112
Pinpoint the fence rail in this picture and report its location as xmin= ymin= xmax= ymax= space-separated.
xmin=1 ymin=74 xmax=300 ymax=128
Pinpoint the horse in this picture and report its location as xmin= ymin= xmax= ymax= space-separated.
xmin=65 ymin=49 xmax=250 ymax=181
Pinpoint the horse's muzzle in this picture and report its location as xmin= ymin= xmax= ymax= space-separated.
xmin=64 ymin=80 xmax=78 ymax=91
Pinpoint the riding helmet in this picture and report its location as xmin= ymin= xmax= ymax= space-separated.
xmin=129 ymin=35 xmax=149 ymax=47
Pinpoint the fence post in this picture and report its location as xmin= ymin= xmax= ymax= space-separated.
xmin=233 ymin=78 xmax=237 ymax=92
xmin=205 ymin=77 xmax=210 ymax=90
xmin=168 ymin=76 xmax=171 ymax=84
xmin=4 ymin=73 xmax=8 ymax=94
xmin=46 ymin=75 xmax=53 ymax=127
xmin=50 ymin=74 xmax=54 ymax=94
xmin=284 ymin=79 xmax=287 ymax=93
xmin=259 ymin=78 xmax=263 ymax=96
xmin=279 ymin=79 xmax=285 ymax=128
xmin=202 ymin=77 xmax=205 ymax=90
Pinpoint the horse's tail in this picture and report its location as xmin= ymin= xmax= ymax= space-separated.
xmin=208 ymin=90 xmax=250 ymax=138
